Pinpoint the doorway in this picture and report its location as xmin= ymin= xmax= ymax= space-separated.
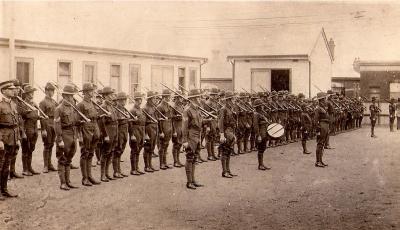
xmin=271 ymin=69 xmax=290 ymax=92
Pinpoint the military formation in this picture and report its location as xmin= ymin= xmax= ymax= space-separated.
xmin=0 ymin=79 xmax=367 ymax=199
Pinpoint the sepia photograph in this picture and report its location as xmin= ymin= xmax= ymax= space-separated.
xmin=0 ymin=1 xmax=399 ymax=229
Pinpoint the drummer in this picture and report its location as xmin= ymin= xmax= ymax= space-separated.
xmin=252 ymin=99 xmax=271 ymax=170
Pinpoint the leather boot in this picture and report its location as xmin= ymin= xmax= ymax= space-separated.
xmin=48 ymin=151 xmax=57 ymax=172
xmin=112 ymin=157 xmax=123 ymax=178
xmin=87 ymin=157 xmax=100 ymax=185
xmin=192 ymin=162 xmax=203 ymax=187
xmin=65 ymin=165 xmax=78 ymax=189
xmin=185 ymin=159 xmax=196 ymax=190
xmin=43 ymin=149 xmax=49 ymax=173
xmin=105 ymin=156 xmax=115 ymax=180
xmin=130 ymin=154 xmax=140 ymax=175
xmin=206 ymin=142 xmax=214 ymax=161
xmin=315 ymin=148 xmax=324 ymax=167
xmin=9 ymin=157 xmax=23 ymax=179
xmin=211 ymin=142 xmax=218 ymax=160
xmin=28 ymin=154 xmax=40 ymax=175
xmin=144 ymin=151 xmax=153 ymax=172
xmin=302 ymin=141 xmax=311 ymax=154
xmin=100 ymin=157 xmax=109 ymax=182
xmin=226 ymin=156 xmax=237 ymax=177
xmin=321 ymin=149 xmax=328 ymax=167
xmin=0 ymin=175 xmax=5 ymax=200
xmin=136 ymin=154 xmax=144 ymax=174
xmin=258 ymin=153 xmax=270 ymax=170
xmin=80 ymin=158 xmax=92 ymax=186
xmin=160 ymin=150 xmax=167 ymax=170
xmin=118 ymin=157 xmax=128 ymax=177
xmin=22 ymin=154 xmax=33 ymax=176
xmin=237 ymin=140 xmax=243 ymax=154
xmin=221 ymin=156 xmax=232 ymax=178
xmin=58 ymin=164 xmax=69 ymax=190
xmin=2 ymin=173 xmax=17 ymax=197
xmin=177 ymin=149 xmax=185 ymax=167
xmin=149 ymin=152 xmax=158 ymax=172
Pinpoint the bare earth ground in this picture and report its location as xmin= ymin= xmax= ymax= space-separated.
xmin=0 ymin=126 xmax=399 ymax=230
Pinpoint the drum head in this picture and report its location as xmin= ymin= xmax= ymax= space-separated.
xmin=267 ymin=123 xmax=285 ymax=138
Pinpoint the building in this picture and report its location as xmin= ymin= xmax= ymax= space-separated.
xmin=0 ymin=38 xmax=207 ymax=98
xmin=353 ymin=59 xmax=400 ymax=100
xmin=331 ymin=77 xmax=360 ymax=97
xmin=225 ymin=28 xmax=334 ymax=97
xmin=200 ymin=78 xmax=233 ymax=91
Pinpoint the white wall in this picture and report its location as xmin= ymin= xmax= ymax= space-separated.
xmin=0 ymin=46 xmax=201 ymax=103
xmin=310 ymin=33 xmax=333 ymax=97
xmin=234 ymin=59 xmax=310 ymax=96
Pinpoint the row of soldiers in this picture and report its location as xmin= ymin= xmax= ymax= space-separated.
xmin=0 ymin=79 xmax=364 ymax=198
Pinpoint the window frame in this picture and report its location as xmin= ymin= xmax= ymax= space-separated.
xmin=57 ymin=59 xmax=73 ymax=86
xmin=188 ymin=67 xmax=198 ymax=89
xmin=15 ymin=57 xmax=34 ymax=84
xmin=82 ymin=61 xmax=98 ymax=85
xmin=110 ymin=63 xmax=122 ymax=92
xmin=129 ymin=63 xmax=141 ymax=96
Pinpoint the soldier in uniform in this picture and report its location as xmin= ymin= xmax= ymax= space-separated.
xmin=171 ymin=93 xmax=185 ymax=167
xmin=94 ymin=89 xmax=104 ymax=166
xmin=113 ymin=92 xmax=130 ymax=178
xmin=157 ymin=89 xmax=174 ymax=170
xmin=219 ymin=91 xmax=238 ymax=178
xmin=204 ymin=88 xmax=219 ymax=161
xmin=54 ymin=84 xmax=80 ymax=190
xmin=389 ymin=98 xmax=396 ymax=132
xmin=39 ymin=82 xmax=58 ymax=173
xmin=143 ymin=91 xmax=160 ymax=172
xmin=129 ymin=92 xmax=146 ymax=175
xmin=324 ymin=91 xmax=335 ymax=149
xmin=314 ymin=92 xmax=329 ymax=168
xmin=300 ymin=101 xmax=312 ymax=154
xmin=20 ymin=85 xmax=40 ymax=176
xmin=76 ymin=83 xmax=101 ymax=186
xmin=182 ymin=89 xmax=204 ymax=189
xmin=0 ymin=81 xmax=20 ymax=199
xmin=252 ymin=99 xmax=271 ymax=170
xmin=369 ymin=97 xmax=379 ymax=138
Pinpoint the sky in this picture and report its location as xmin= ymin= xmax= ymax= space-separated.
xmin=2 ymin=1 xmax=400 ymax=78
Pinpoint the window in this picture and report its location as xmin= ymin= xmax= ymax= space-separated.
xmin=151 ymin=65 xmax=174 ymax=92
xmin=110 ymin=64 xmax=121 ymax=92
xmin=390 ymin=82 xmax=400 ymax=99
xmin=58 ymin=61 xmax=72 ymax=88
xmin=15 ymin=57 xmax=34 ymax=84
xmin=83 ymin=62 xmax=97 ymax=84
xmin=129 ymin=64 xmax=141 ymax=96
xmin=178 ymin=67 xmax=185 ymax=89
xmin=189 ymin=68 xmax=197 ymax=89
xmin=369 ymin=86 xmax=380 ymax=100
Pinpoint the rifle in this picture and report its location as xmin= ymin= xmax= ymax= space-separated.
xmin=161 ymin=83 xmax=217 ymax=119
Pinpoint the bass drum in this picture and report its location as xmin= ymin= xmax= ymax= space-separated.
xmin=267 ymin=123 xmax=285 ymax=139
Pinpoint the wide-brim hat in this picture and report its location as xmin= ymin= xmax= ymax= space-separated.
xmin=100 ymin=86 xmax=114 ymax=95
xmin=116 ymin=92 xmax=128 ymax=100
xmin=61 ymin=84 xmax=76 ymax=95
xmin=315 ymin=92 xmax=328 ymax=100
xmin=223 ymin=91 xmax=235 ymax=100
xmin=161 ymin=89 xmax=172 ymax=96
xmin=133 ymin=91 xmax=145 ymax=99
xmin=253 ymin=99 xmax=263 ymax=107
xmin=209 ymin=88 xmax=219 ymax=95
xmin=187 ymin=89 xmax=203 ymax=98
xmin=81 ymin=82 xmax=95 ymax=92
xmin=0 ymin=80 xmax=18 ymax=91
xmin=147 ymin=91 xmax=159 ymax=99
xmin=22 ymin=85 xmax=37 ymax=94
xmin=45 ymin=82 xmax=56 ymax=90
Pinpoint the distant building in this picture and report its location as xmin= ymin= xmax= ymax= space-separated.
xmin=331 ymin=77 xmax=360 ymax=98
xmin=200 ymin=78 xmax=233 ymax=91
xmin=353 ymin=59 xmax=400 ymax=100
xmin=225 ymin=28 xmax=334 ymax=97
xmin=0 ymin=38 xmax=207 ymax=98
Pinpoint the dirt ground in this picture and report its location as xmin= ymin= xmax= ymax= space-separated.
xmin=0 ymin=126 xmax=399 ymax=230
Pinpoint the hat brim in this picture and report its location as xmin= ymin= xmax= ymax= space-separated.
xmin=187 ymin=93 xmax=203 ymax=98
xmin=61 ymin=91 xmax=76 ymax=95
xmin=23 ymin=89 xmax=37 ymax=94
xmin=222 ymin=95 xmax=235 ymax=100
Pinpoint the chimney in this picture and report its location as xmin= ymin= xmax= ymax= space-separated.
xmin=328 ymin=38 xmax=335 ymax=59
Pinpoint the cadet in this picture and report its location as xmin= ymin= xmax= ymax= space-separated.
xmin=143 ymin=91 xmax=160 ymax=172
xmin=204 ymin=88 xmax=219 ymax=161
xmin=0 ymin=80 xmax=20 ymax=198
xmin=219 ymin=91 xmax=238 ymax=178
xmin=114 ymin=92 xmax=129 ymax=178
xmin=171 ymin=93 xmax=185 ymax=167
xmin=54 ymin=84 xmax=79 ymax=190
xmin=39 ymin=82 xmax=58 ymax=173
xmin=129 ymin=92 xmax=146 ymax=175
xmin=20 ymin=85 xmax=40 ymax=176
xmin=369 ymin=97 xmax=379 ymax=138
xmin=99 ymin=87 xmax=119 ymax=181
xmin=182 ymin=89 xmax=204 ymax=189
xmin=389 ymin=98 xmax=396 ymax=132
xmin=76 ymin=83 xmax=101 ymax=186
xmin=252 ymin=99 xmax=271 ymax=170
xmin=300 ymin=101 xmax=312 ymax=154
xmin=314 ymin=92 xmax=329 ymax=168
xmin=157 ymin=89 xmax=174 ymax=170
